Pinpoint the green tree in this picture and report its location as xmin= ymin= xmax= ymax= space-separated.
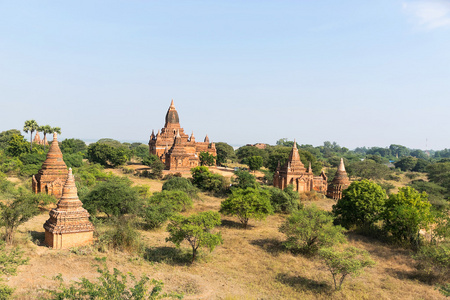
xmin=347 ymin=159 xmax=391 ymax=180
xmin=394 ymin=156 xmax=418 ymax=172
xmin=141 ymin=191 xmax=190 ymax=229
xmin=266 ymin=185 xmax=300 ymax=214
xmin=166 ymin=211 xmax=223 ymax=262
xmin=86 ymin=143 xmax=129 ymax=167
xmin=162 ymin=177 xmax=199 ymax=199
xmin=383 ymin=187 xmax=433 ymax=246
xmin=215 ymin=142 xmax=236 ymax=165
xmin=23 ymin=120 xmax=39 ymax=152
xmin=46 ymin=263 xmax=181 ymax=299
xmin=220 ymin=187 xmax=273 ymax=228
xmin=6 ymin=134 xmax=29 ymax=157
xmin=199 ymin=151 xmax=216 ymax=166
xmin=0 ymin=129 xmax=21 ymax=150
xmin=60 ymin=138 xmax=86 ymax=154
xmin=190 ymin=166 xmax=229 ymax=195
xmin=232 ymin=169 xmax=258 ymax=190
xmin=332 ymin=180 xmax=386 ymax=229
xmin=280 ymin=205 xmax=346 ymax=254
xmin=247 ymin=155 xmax=264 ymax=172
xmin=82 ymin=176 xmax=142 ymax=218
xmin=0 ymin=195 xmax=40 ymax=244
xmin=319 ymin=246 xmax=375 ymax=290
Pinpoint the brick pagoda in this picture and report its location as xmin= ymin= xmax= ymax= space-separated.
xmin=149 ymin=100 xmax=217 ymax=170
xmin=327 ymin=158 xmax=351 ymax=200
xmin=32 ymin=132 xmax=68 ymax=199
xmin=273 ymin=140 xmax=328 ymax=194
xmin=43 ymin=168 xmax=94 ymax=249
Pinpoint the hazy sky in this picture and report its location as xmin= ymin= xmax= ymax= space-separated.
xmin=1 ymin=1 xmax=449 ymax=149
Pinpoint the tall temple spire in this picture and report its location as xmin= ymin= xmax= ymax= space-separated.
xmin=190 ymin=131 xmax=195 ymax=142
xmin=204 ymin=134 xmax=210 ymax=143
xmin=338 ymin=158 xmax=346 ymax=172
xmin=308 ymin=162 xmax=312 ymax=173
xmin=293 ymin=139 xmax=297 ymax=149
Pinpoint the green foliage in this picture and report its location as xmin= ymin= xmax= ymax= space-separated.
xmin=141 ymin=154 xmax=158 ymax=166
xmin=0 ymin=153 xmax=22 ymax=174
xmin=246 ymin=155 xmax=263 ymax=171
xmin=73 ymin=163 xmax=112 ymax=188
xmin=333 ymin=180 xmax=386 ymax=229
xmin=166 ymin=211 xmax=223 ymax=262
xmin=86 ymin=142 xmax=130 ymax=167
xmin=347 ymin=159 xmax=391 ymax=180
xmin=133 ymin=144 xmax=150 ymax=159
xmin=46 ymin=263 xmax=182 ymax=299
xmin=394 ymin=156 xmax=418 ymax=172
xmin=220 ymin=187 xmax=273 ymax=228
xmin=141 ymin=190 xmax=193 ymax=229
xmin=97 ymin=138 xmax=123 ymax=148
xmin=199 ymin=152 xmax=216 ymax=166
xmin=0 ymin=195 xmax=40 ymax=244
xmin=162 ymin=177 xmax=199 ymax=200
xmin=82 ymin=176 xmax=142 ymax=218
xmin=0 ymin=174 xmax=18 ymax=200
xmin=426 ymin=161 xmax=450 ymax=191
xmin=318 ymin=246 xmax=375 ymax=290
xmin=215 ymin=142 xmax=236 ymax=165
xmin=232 ymin=170 xmax=258 ymax=190
xmin=266 ymin=185 xmax=301 ymax=214
xmin=280 ymin=205 xmax=346 ymax=255
xmin=190 ymin=166 xmax=229 ymax=195
xmin=63 ymin=153 xmax=84 ymax=168
xmin=383 ymin=187 xmax=433 ymax=246
xmin=60 ymin=138 xmax=86 ymax=154
xmin=0 ymin=129 xmax=21 ymax=150
xmin=6 ymin=134 xmax=29 ymax=157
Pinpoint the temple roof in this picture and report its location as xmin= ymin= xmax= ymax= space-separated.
xmin=331 ymin=158 xmax=350 ymax=185
xmin=165 ymin=99 xmax=180 ymax=127
xmin=39 ymin=132 xmax=68 ymax=172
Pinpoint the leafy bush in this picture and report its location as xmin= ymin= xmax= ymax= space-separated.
xmin=333 ymin=180 xmax=386 ymax=229
xmin=60 ymin=138 xmax=87 ymax=154
xmin=266 ymin=185 xmax=301 ymax=214
xmin=279 ymin=205 xmax=346 ymax=255
xmin=73 ymin=163 xmax=112 ymax=187
xmin=166 ymin=211 xmax=223 ymax=262
xmin=191 ymin=166 xmax=229 ymax=196
xmin=86 ymin=143 xmax=130 ymax=167
xmin=162 ymin=177 xmax=199 ymax=200
xmin=199 ymin=151 xmax=216 ymax=166
xmin=82 ymin=176 xmax=142 ymax=218
xmin=46 ymin=262 xmax=182 ymax=299
xmin=383 ymin=187 xmax=433 ymax=246
xmin=414 ymin=243 xmax=450 ymax=284
xmin=141 ymin=191 xmax=193 ymax=229
xmin=319 ymin=246 xmax=375 ymax=290
xmin=232 ymin=170 xmax=258 ymax=190
xmin=220 ymin=187 xmax=273 ymax=228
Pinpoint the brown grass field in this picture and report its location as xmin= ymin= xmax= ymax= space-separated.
xmin=3 ymin=168 xmax=447 ymax=299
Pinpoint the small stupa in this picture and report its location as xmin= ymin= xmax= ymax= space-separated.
xmin=44 ymin=168 xmax=94 ymax=249
xmin=32 ymin=132 xmax=68 ymax=198
xmin=327 ymin=158 xmax=351 ymax=200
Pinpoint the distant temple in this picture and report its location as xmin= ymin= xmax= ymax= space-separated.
xmin=44 ymin=168 xmax=94 ymax=249
xmin=327 ymin=158 xmax=350 ymax=200
xmin=32 ymin=132 xmax=68 ymax=199
xmin=32 ymin=131 xmax=49 ymax=146
xmin=273 ymin=141 xmax=328 ymax=194
xmin=149 ymin=100 xmax=217 ymax=170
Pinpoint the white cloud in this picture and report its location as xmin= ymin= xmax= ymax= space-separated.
xmin=403 ymin=0 xmax=450 ymax=29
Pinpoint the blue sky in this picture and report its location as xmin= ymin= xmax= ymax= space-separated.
xmin=1 ymin=1 xmax=449 ymax=149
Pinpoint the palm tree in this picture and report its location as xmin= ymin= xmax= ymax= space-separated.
xmin=23 ymin=120 xmax=39 ymax=151
xmin=52 ymin=127 xmax=61 ymax=135
xmin=38 ymin=125 xmax=52 ymax=151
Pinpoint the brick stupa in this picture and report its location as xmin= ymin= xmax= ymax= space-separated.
xmin=44 ymin=168 xmax=94 ymax=249
xmin=32 ymin=132 xmax=68 ymax=199
xmin=327 ymin=158 xmax=351 ymax=200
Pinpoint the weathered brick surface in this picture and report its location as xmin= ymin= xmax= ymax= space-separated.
xmin=327 ymin=158 xmax=350 ymax=200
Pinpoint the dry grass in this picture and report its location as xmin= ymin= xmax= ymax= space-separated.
xmin=4 ymin=171 xmax=448 ymax=300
